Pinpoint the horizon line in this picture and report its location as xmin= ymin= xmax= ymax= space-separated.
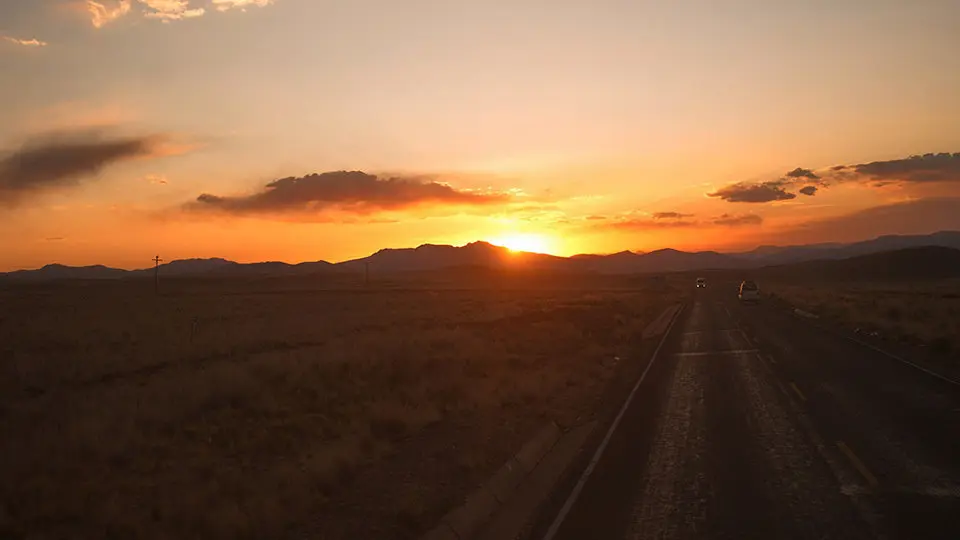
xmin=3 ymin=230 xmax=958 ymax=273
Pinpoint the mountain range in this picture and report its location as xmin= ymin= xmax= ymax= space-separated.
xmin=2 ymin=231 xmax=960 ymax=281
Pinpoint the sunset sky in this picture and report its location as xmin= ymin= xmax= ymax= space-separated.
xmin=1 ymin=0 xmax=959 ymax=270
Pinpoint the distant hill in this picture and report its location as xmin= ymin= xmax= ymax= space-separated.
xmin=338 ymin=241 xmax=566 ymax=273
xmin=735 ymin=231 xmax=960 ymax=265
xmin=2 ymin=230 xmax=959 ymax=281
xmin=1 ymin=264 xmax=129 ymax=281
xmin=760 ymin=246 xmax=960 ymax=281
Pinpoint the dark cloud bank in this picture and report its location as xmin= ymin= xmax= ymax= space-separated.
xmin=708 ymin=152 xmax=959 ymax=204
xmin=189 ymin=171 xmax=510 ymax=216
xmin=0 ymin=131 xmax=164 ymax=205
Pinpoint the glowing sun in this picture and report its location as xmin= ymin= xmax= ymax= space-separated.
xmin=489 ymin=233 xmax=554 ymax=254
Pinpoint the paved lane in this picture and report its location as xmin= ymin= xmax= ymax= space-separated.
xmin=542 ymin=289 xmax=872 ymax=540
xmin=733 ymin=291 xmax=960 ymax=540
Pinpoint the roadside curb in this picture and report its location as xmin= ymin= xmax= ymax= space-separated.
xmin=422 ymin=422 xmax=563 ymax=540
xmin=641 ymin=303 xmax=681 ymax=339
xmin=421 ymin=302 xmax=685 ymax=540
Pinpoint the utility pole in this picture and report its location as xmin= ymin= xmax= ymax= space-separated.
xmin=153 ymin=255 xmax=162 ymax=295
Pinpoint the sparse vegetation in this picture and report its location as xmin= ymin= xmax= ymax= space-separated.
xmin=0 ymin=276 xmax=679 ymax=539
xmin=765 ymin=279 xmax=960 ymax=376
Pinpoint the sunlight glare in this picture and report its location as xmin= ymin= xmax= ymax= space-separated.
xmin=488 ymin=233 xmax=554 ymax=254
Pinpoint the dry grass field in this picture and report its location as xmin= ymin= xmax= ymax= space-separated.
xmin=0 ymin=273 xmax=681 ymax=539
xmin=765 ymin=279 xmax=960 ymax=375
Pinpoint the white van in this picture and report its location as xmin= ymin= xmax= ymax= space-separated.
xmin=739 ymin=280 xmax=760 ymax=303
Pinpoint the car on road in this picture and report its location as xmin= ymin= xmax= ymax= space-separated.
xmin=696 ymin=277 xmax=706 ymax=288
xmin=739 ymin=280 xmax=760 ymax=303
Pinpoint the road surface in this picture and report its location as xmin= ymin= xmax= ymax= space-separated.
xmin=535 ymin=285 xmax=960 ymax=540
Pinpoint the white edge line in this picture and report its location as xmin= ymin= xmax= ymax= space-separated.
xmin=541 ymin=303 xmax=685 ymax=540
xmin=787 ymin=306 xmax=960 ymax=388
xmin=841 ymin=333 xmax=960 ymax=388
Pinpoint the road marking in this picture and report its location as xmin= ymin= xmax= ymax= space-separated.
xmin=722 ymin=305 xmax=731 ymax=318
xmin=680 ymin=329 xmax=741 ymax=336
xmin=541 ymin=303 xmax=686 ymax=540
xmin=789 ymin=382 xmax=807 ymax=402
xmin=766 ymin=354 xmax=776 ymax=365
xmin=672 ymin=349 xmax=759 ymax=357
xmin=837 ymin=441 xmax=880 ymax=488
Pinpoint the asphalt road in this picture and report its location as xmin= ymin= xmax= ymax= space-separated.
xmin=535 ymin=285 xmax=960 ymax=540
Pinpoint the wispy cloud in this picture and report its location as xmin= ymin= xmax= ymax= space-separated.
xmin=140 ymin=0 xmax=205 ymax=20
xmin=652 ymin=211 xmax=694 ymax=220
xmin=186 ymin=171 xmax=512 ymax=219
xmin=86 ymin=0 xmax=132 ymax=28
xmin=211 ymin=0 xmax=276 ymax=12
xmin=712 ymin=213 xmax=763 ymax=226
xmin=0 ymin=129 xmax=186 ymax=206
xmin=145 ymin=174 xmax=168 ymax=185
xmin=82 ymin=0 xmax=275 ymax=27
xmin=2 ymin=36 xmax=48 ymax=47
xmin=599 ymin=212 xmax=762 ymax=230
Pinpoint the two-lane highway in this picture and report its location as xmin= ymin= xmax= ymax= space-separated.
xmin=536 ymin=285 xmax=960 ymax=540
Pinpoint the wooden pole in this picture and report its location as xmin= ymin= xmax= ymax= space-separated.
xmin=153 ymin=255 xmax=162 ymax=295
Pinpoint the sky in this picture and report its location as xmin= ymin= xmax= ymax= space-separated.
xmin=1 ymin=0 xmax=959 ymax=270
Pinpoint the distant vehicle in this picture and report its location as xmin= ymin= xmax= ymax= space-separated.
xmin=739 ymin=280 xmax=760 ymax=303
xmin=696 ymin=277 xmax=706 ymax=288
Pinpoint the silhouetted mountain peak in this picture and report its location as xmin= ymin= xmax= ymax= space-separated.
xmin=3 ymin=230 xmax=959 ymax=280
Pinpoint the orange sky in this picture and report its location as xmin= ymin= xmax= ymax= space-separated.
xmin=1 ymin=1 xmax=959 ymax=270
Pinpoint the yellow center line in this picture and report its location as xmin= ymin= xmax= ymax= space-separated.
xmin=789 ymin=382 xmax=807 ymax=402
xmin=837 ymin=441 xmax=880 ymax=488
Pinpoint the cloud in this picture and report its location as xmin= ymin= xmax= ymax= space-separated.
xmin=145 ymin=174 xmax=168 ymax=185
xmin=605 ymin=218 xmax=697 ymax=230
xmin=86 ymin=0 xmax=132 ymax=28
xmin=2 ymin=36 xmax=48 ymax=47
xmin=708 ymin=180 xmax=797 ymax=203
xmin=212 ymin=0 xmax=275 ymax=12
xmin=140 ymin=0 xmax=205 ymax=20
xmin=188 ymin=171 xmax=512 ymax=217
xmin=0 ymin=130 xmax=177 ymax=205
xmin=712 ymin=213 xmax=763 ymax=226
xmin=45 ymin=237 xmax=66 ymax=241
xmin=600 ymin=212 xmax=760 ymax=230
xmin=81 ymin=0 xmax=275 ymax=26
xmin=785 ymin=167 xmax=819 ymax=180
xmin=849 ymin=153 xmax=960 ymax=184
xmin=708 ymin=153 xmax=959 ymax=205
xmin=652 ymin=211 xmax=694 ymax=220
